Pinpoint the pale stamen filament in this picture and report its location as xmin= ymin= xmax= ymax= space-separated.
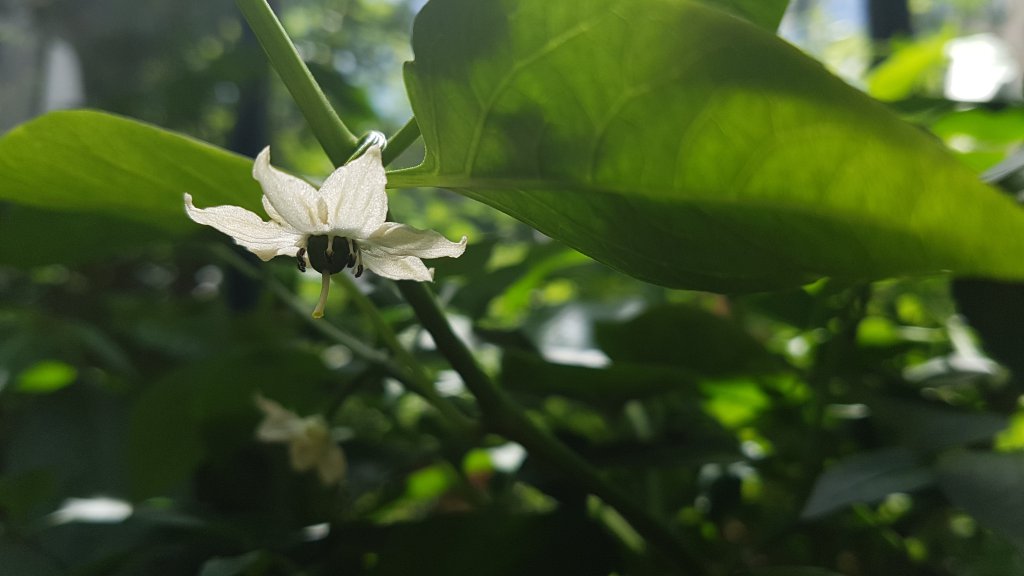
xmin=326 ymin=235 xmax=335 ymax=257
xmin=312 ymin=271 xmax=331 ymax=319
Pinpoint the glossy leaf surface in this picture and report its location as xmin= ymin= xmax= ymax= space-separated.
xmin=0 ymin=110 xmax=260 ymax=234
xmin=399 ymin=0 xmax=1024 ymax=291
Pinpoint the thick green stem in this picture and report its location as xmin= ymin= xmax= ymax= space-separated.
xmin=398 ymin=282 xmax=704 ymax=574
xmin=235 ymin=0 xmax=359 ymax=162
xmin=238 ymin=0 xmax=702 ymax=570
xmin=214 ymin=246 xmax=473 ymax=436
xmin=334 ymin=274 xmax=476 ymax=432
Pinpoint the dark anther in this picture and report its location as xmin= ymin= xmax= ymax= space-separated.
xmin=355 ymin=264 xmax=364 ymax=278
xmin=296 ymin=248 xmax=307 ymax=272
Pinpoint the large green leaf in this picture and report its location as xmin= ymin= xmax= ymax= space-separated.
xmin=0 ymin=110 xmax=260 ymax=234
xmin=398 ymin=0 xmax=1024 ymax=291
xmin=701 ymin=0 xmax=789 ymax=29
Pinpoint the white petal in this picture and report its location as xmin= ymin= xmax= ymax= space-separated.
xmin=316 ymin=445 xmax=347 ymax=486
xmin=254 ymin=395 xmax=305 ymax=442
xmin=320 ymin=145 xmax=388 ymax=238
xmin=253 ymin=147 xmax=324 ymax=233
xmin=262 ymin=194 xmax=286 ymax=225
xmin=185 ymin=194 xmax=303 ymax=261
xmin=366 ymin=222 xmax=468 ymax=259
xmin=360 ymin=251 xmax=435 ymax=282
xmin=288 ymin=436 xmax=320 ymax=472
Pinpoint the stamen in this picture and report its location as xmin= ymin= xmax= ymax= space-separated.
xmin=353 ymin=244 xmax=364 ymax=278
xmin=312 ymin=271 xmax=331 ymax=319
xmin=346 ymin=238 xmax=356 ymax=268
xmin=296 ymin=248 xmax=307 ymax=272
xmin=326 ymin=235 xmax=335 ymax=257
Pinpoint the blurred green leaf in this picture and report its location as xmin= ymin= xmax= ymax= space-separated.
xmin=750 ymin=568 xmax=843 ymax=576
xmin=870 ymin=399 xmax=1007 ymax=453
xmin=595 ymin=303 xmax=779 ymax=376
xmin=0 ymin=538 xmax=63 ymax=576
xmin=198 ymin=552 xmax=268 ymax=576
xmin=801 ymin=447 xmax=935 ymax=520
xmin=0 ymin=204 xmax=160 ymax=267
xmin=867 ymin=33 xmax=949 ymax=102
xmin=932 ymin=107 xmax=1024 ymax=145
xmin=0 ymin=110 xmax=260 ymax=233
xmin=328 ymin=511 xmax=618 ymax=576
xmin=399 ymin=0 xmax=1024 ymax=291
xmin=128 ymin=347 xmax=333 ymax=499
xmin=501 ymin=349 xmax=700 ymax=405
xmin=0 ymin=470 xmax=57 ymax=525
xmin=937 ymin=450 xmax=1024 ymax=550
xmin=15 ymin=360 xmax=78 ymax=394
xmin=700 ymin=378 xmax=772 ymax=428
xmin=405 ymin=464 xmax=457 ymax=501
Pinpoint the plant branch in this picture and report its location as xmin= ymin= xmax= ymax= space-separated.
xmin=235 ymin=0 xmax=359 ymax=161
xmin=333 ymin=273 xmax=476 ymax=432
xmin=237 ymin=1 xmax=702 ymax=570
xmin=213 ymin=246 xmax=473 ymax=436
xmin=397 ymin=281 xmax=705 ymax=574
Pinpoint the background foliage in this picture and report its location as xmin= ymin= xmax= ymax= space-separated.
xmin=3 ymin=0 xmax=1024 ymax=575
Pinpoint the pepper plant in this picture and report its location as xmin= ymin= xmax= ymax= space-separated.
xmin=2 ymin=0 xmax=1024 ymax=574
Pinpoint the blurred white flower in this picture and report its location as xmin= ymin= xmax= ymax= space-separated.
xmin=254 ymin=395 xmax=346 ymax=487
xmin=185 ymin=144 xmax=467 ymax=317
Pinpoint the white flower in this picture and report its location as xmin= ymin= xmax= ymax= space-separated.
xmin=254 ymin=395 xmax=346 ymax=487
xmin=184 ymin=145 xmax=467 ymax=317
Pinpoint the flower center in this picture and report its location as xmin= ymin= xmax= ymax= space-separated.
xmin=304 ymin=235 xmax=362 ymax=277
xmin=303 ymin=235 xmax=365 ymax=320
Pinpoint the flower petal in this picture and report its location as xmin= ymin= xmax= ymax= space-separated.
xmin=254 ymin=395 xmax=305 ymax=442
xmin=366 ymin=222 xmax=468 ymax=259
xmin=316 ymin=445 xmax=347 ymax=486
xmin=319 ymin=145 xmax=388 ymax=237
xmin=185 ymin=193 xmax=303 ymax=261
xmin=360 ymin=250 xmax=434 ymax=282
xmin=253 ymin=147 xmax=324 ymax=233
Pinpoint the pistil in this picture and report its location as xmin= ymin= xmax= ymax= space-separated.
xmin=312 ymin=271 xmax=331 ymax=319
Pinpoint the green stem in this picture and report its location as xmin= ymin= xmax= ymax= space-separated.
xmin=235 ymin=0 xmax=359 ymax=162
xmin=214 ymin=246 xmax=472 ymax=436
xmin=238 ymin=1 xmax=702 ymax=570
xmin=334 ymin=274 xmax=476 ymax=432
xmin=397 ymin=282 xmax=704 ymax=574
xmin=382 ymin=118 xmax=421 ymax=167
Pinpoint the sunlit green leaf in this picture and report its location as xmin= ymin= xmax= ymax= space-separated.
xmin=867 ymin=33 xmax=949 ymax=102
xmin=0 ymin=110 xmax=260 ymax=233
xmin=15 ymin=360 xmax=78 ymax=394
xmin=398 ymin=0 xmax=1024 ymax=291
